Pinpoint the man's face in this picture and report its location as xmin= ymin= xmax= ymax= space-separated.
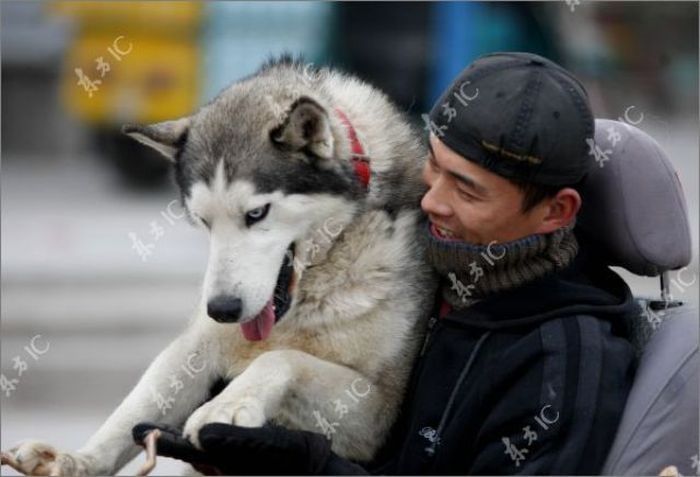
xmin=421 ymin=134 xmax=561 ymax=245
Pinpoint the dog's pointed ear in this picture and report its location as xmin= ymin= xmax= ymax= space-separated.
xmin=270 ymin=97 xmax=334 ymax=160
xmin=121 ymin=117 xmax=190 ymax=162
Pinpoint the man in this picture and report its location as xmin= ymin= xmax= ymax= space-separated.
xmin=134 ymin=52 xmax=638 ymax=475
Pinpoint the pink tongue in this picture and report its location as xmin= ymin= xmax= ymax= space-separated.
xmin=240 ymin=300 xmax=275 ymax=341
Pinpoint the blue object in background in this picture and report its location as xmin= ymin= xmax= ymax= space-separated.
xmin=201 ymin=2 xmax=333 ymax=102
xmin=427 ymin=2 xmax=551 ymax=107
xmin=428 ymin=2 xmax=482 ymax=107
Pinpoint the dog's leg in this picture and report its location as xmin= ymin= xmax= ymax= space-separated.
xmin=4 ymin=329 xmax=219 ymax=476
xmin=183 ymin=349 xmax=394 ymax=463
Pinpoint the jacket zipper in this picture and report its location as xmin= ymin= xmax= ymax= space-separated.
xmin=419 ymin=316 xmax=438 ymax=356
xmin=423 ymin=330 xmax=493 ymax=463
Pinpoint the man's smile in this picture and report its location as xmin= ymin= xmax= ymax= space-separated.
xmin=429 ymin=220 xmax=459 ymax=241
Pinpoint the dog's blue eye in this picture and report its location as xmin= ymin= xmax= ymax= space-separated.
xmin=245 ymin=203 xmax=271 ymax=227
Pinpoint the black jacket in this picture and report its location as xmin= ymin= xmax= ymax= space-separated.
xmin=324 ymin=245 xmax=639 ymax=475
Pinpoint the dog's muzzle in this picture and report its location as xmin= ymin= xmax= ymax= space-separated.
xmin=206 ymin=243 xmax=295 ymax=325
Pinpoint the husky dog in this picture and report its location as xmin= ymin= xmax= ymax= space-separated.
xmin=2 ymin=56 xmax=436 ymax=476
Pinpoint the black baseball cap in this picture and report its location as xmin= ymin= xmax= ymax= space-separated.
xmin=428 ymin=51 xmax=595 ymax=186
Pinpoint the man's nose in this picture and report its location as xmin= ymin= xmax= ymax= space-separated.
xmin=207 ymin=295 xmax=243 ymax=323
xmin=421 ymin=181 xmax=453 ymax=217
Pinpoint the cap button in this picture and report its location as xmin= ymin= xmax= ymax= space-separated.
xmin=529 ymin=58 xmax=545 ymax=66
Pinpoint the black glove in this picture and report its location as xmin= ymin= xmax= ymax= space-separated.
xmin=132 ymin=421 xmax=334 ymax=475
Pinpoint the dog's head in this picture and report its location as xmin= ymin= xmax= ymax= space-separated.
xmin=122 ymin=61 xmax=366 ymax=340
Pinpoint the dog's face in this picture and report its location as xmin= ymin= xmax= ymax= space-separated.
xmin=123 ymin=76 xmax=363 ymax=341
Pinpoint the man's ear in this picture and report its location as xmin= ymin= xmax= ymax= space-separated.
xmin=269 ymin=97 xmax=334 ymax=160
xmin=121 ymin=117 xmax=190 ymax=162
xmin=536 ymin=187 xmax=582 ymax=233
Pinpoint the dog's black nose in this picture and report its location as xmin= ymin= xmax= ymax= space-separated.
xmin=207 ymin=296 xmax=243 ymax=323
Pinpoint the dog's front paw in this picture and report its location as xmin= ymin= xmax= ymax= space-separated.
xmin=1 ymin=440 xmax=94 ymax=476
xmin=183 ymin=397 xmax=266 ymax=448
xmin=183 ymin=400 xmax=233 ymax=449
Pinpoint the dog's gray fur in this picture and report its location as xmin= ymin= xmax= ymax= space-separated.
xmin=4 ymin=55 xmax=436 ymax=476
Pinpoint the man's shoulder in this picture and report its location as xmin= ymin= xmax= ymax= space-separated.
xmin=478 ymin=314 xmax=636 ymax=437
xmin=537 ymin=314 xmax=636 ymax=359
xmin=481 ymin=314 xmax=636 ymax=393
xmin=487 ymin=313 xmax=633 ymax=357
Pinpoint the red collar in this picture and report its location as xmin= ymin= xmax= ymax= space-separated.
xmin=335 ymin=108 xmax=370 ymax=189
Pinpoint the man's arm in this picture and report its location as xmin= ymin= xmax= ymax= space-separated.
xmin=133 ymin=421 xmax=371 ymax=475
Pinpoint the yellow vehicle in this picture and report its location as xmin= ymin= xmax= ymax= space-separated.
xmin=50 ymin=1 xmax=203 ymax=187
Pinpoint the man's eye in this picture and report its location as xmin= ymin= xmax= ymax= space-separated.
xmin=457 ymin=189 xmax=477 ymax=202
xmin=245 ymin=203 xmax=271 ymax=227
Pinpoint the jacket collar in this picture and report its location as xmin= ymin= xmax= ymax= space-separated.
xmin=440 ymin=241 xmax=639 ymax=332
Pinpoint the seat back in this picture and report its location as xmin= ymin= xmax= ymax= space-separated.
xmin=601 ymin=303 xmax=698 ymax=476
xmin=577 ymin=119 xmax=698 ymax=475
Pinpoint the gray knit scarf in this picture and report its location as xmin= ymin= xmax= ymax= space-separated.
xmin=425 ymin=219 xmax=579 ymax=309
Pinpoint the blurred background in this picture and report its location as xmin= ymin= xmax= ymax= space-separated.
xmin=1 ymin=1 xmax=697 ymax=475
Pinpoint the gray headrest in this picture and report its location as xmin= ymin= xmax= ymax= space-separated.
xmin=577 ymin=119 xmax=692 ymax=276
